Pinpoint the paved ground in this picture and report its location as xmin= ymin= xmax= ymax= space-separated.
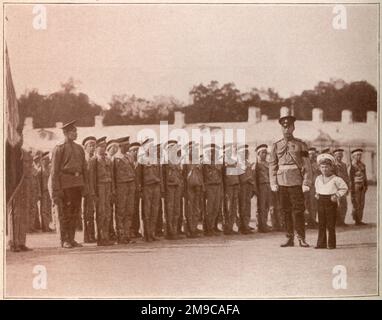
xmin=5 ymin=186 xmax=379 ymax=299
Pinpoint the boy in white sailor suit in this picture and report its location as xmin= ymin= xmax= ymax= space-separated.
xmin=314 ymin=153 xmax=348 ymax=249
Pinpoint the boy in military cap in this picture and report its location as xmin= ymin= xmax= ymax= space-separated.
xmin=183 ymin=141 xmax=204 ymax=238
xmin=163 ymin=140 xmax=184 ymax=240
xmin=155 ymin=143 xmax=166 ymax=237
xmin=222 ymin=143 xmax=240 ymax=235
xmin=269 ymin=115 xmax=312 ymax=247
xmin=237 ymin=144 xmax=257 ymax=234
xmin=50 ymin=121 xmax=87 ymax=248
xmin=113 ymin=136 xmax=137 ymax=244
xmin=255 ymin=144 xmax=273 ymax=233
xmin=137 ymin=138 xmax=163 ymax=241
xmin=333 ymin=148 xmax=350 ymax=226
xmin=349 ymin=149 xmax=368 ymax=225
xmin=88 ymin=137 xmax=115 ymax=246
xmin=128 ymin=142 xmax=143 ymax=238
xmin=202 ymin=143 xmax=224 ymax=236
xmin=314 ymin=153 xmax=348 ymax=249
xmin=106 ymin=139 xmax=119 ymax=241
xmin=82 ymin=136 xmax=97 ymax=243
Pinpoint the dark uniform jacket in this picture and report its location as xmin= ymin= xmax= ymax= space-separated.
xmin=88 ymin=154 xmax=115 ymax=197
xmin=163 ymin=163 xmax=184 ymax=191
xmin=183 ymin=164 xmax=204 ymax=189
xmin=113 ymin=152 xmax=136 ymax=184
xmin=137 ymin=163 xmax=163 ymax=190
xmin=203 ymin=163 xmax=224 ymax=185
xmin=349 ymin=161 xmax=367 ymax=190
xmin=50 ymin=140 xmax=88 ymax=199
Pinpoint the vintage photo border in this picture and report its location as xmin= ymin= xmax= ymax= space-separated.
xmin=0 ymin=0 xmax=380 ymax=300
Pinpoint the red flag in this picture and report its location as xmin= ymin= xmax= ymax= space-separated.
xmin=5 ymin=45 xmax=21 ymax=146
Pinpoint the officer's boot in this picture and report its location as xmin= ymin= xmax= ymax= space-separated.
xmin=280 ymin=237 xmax=294 ymax=247
xmin=298 ymin=238 xmax=310 ymax=248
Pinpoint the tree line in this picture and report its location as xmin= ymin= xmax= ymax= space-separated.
xmin=18 ymin=78 xmax=377 ymax=129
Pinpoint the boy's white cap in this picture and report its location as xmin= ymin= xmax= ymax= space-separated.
xmin=317 ymin=153 xmax=335 ymax=165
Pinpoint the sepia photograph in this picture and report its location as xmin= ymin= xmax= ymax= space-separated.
xmin=2 ymin=1 xmax=380 ymax=299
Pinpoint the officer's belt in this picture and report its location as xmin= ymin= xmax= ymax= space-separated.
xmin=278 ymin=164 xmax=298 ymax=170
xmin=61 ymin=170 xmax=82 ymax=177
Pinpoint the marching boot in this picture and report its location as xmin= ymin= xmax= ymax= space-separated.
xmin=280 ymin=238 xmax=294 ymax=247
xmin=299 ymin=239 xmax=310 ymax=248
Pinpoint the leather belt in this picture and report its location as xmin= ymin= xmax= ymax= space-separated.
xmin=279 ymin=164 xmax=298 ymax=170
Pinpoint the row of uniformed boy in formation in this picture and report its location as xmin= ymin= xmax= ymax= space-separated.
xmin=9 ymin=115 xmax=368 ymax=251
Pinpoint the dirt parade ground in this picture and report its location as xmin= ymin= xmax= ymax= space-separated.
xmin=5 ymin=186 xmax=378 ymax=299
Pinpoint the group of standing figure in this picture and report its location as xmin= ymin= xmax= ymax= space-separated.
xmin=7 ymin=115 xmax=369 ymax=252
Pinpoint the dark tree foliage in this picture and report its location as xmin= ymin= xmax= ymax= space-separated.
xmin=18 ymin=79 xmax=102 ymax=129
xmin=103 ymin=95 xmax=180 ymax=126
xmin=185 ymin=79 xmax=377 ymax=123
xmin=18 ymin=78 xmax=377 ymax=127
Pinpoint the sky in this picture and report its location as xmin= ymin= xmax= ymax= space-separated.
xmin=5 ymin=4 xmax=379 ymax=107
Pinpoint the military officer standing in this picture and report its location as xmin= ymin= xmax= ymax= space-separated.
xmin=50 ymin=121 xmax=87 ymax=248
xmin=269 ymin=115 xmax=312 ymax=247
xmin=349 ymin=149 xmax=368 ymax=225
xmin=333 ymin=148 xmax=350 ymax=226
xmin=203 ymin=144 xmax=224 ymax=236
xmin=82 ymin=136 xmax=97 ymax=243
xmin=88 ymin=137 xmax=115 ymax=246
xmin=237 ymin=144 xmax=257 ymax=234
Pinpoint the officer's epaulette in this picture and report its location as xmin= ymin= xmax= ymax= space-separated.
xmin=274 ymin=138 xmax=284 ymax=145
